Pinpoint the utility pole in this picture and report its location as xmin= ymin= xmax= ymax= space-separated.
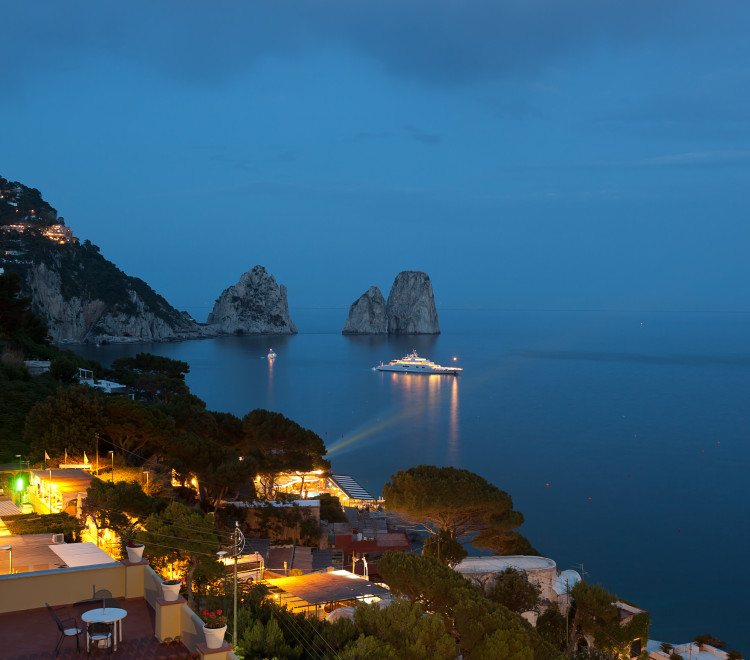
xmin=217 ymin=550 xmax=228 ymax=626
xmin=232 ymin=521 xmax=244 ymax=646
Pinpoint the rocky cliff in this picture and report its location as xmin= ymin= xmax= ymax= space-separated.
xmin=342 ymin=286 xmax=387 ymax=334
xmin=386 ymin=271 xmax=440 ymax=334
xmin=206 ymin=265 xmax=297 ymax=335
xmin=1 ymin=217 xmax=297 ymax=342
xmin=342 ymin=271 xmax=440 ymax=334
xmin=4 ymin=236 xmax=204 ymax=343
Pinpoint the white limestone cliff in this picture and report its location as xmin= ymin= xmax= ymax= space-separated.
xmin=21 ymin=261 xmax=199 ymax=343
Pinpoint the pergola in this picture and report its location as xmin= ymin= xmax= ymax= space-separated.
xmin=264 ymin=570 xmax=391 ymax=617
xmin=30 ymin=469 xmax=92 ymax=514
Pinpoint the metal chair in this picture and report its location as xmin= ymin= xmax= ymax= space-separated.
xmin=87 ymin=621 xmax=113 ymax=657
xmin=46 ymin=603 xmax=83 ymax=656
xmin=93 ymin=589 xmax=113 ymax=599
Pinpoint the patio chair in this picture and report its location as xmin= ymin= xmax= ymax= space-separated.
xmin=46 ymin=603 xmax=83 ymax=656
xmin=87 ymin=621 xmax=113 ymax=657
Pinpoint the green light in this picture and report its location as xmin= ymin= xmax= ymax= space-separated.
xmin=16 ymin=478 xmax=23 ymax=492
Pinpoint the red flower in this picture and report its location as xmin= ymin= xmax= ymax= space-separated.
xmin=217 ymin=609 xmax=222 ymax=616
xmin=203 ymin=610 xmax=209 ymax=616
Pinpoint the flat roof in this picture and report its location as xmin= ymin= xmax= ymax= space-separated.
xmin=49 ymin=542 xmax=117 ymax=567
xmin=454 ymin=555 xmax=556 ymax=574
xmin=265 ymin=570 xmax=390 ymax=605
xmin=31 ymin=469 xmax=93 ymax=494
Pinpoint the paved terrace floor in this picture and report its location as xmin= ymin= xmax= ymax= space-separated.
xmin=1 ymin=597 xmax=193 ymax=659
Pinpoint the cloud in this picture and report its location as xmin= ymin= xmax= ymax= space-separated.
xmin=643 ymin=151 xmax=750 ymax=166
xmin=3 ymin=1 xmax=747 ymax=90
xmin=405 ymin=125 xmax=442 ymax=145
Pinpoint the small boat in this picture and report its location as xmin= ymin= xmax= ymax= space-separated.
xmin=267 ymin=349 xmax=277 ymax=359
xmin=374 ymin=350 xmax=462 ymax=375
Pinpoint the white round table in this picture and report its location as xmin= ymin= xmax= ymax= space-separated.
xmin=82 ymin=607 xmax=128 ymax=651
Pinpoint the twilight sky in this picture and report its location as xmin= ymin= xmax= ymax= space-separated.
xmin=2 ymin=1 xmax=749 ymax=319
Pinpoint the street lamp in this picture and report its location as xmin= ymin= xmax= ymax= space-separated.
xmin=1 ymin=544 xmax=12 ymax=575
xmin=108 ymin=451 xmax=114 ymax=483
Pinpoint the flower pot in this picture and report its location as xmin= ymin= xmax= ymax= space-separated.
xmin=203 ymin=624 xmax=227 ymax=649
xmin=161 ymin=581 xmax=181 ymax=602
xmin=126 ymin=544 xmax=144 ymax=563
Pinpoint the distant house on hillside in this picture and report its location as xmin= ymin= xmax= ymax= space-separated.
xmin=77 ymin=368 xmax=128 ymax=394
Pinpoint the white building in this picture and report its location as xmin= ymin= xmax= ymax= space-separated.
xmin=454 ymin=555 xmax=581 ymax=624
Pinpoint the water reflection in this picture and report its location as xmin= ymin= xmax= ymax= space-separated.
xmin=449 ymin=377 xmax=459 ymax=464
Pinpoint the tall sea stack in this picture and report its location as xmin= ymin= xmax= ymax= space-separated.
xmin=386 ymin=271 xmax=440 ymax=334
xmin=207 ymin=265 xmax=297 ymax=335
xmin=342 ymin=271 xmax=440 ymax=334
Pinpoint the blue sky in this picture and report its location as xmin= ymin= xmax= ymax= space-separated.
xmin=2 ymin=1 xmax=749 ymax=318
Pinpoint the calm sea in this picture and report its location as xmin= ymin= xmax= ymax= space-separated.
xmin=75 ymin=309 xmax=750 ymax=651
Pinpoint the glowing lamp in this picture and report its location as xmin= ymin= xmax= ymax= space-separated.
xmin=16 ymin=478 xmax=23 ymax=492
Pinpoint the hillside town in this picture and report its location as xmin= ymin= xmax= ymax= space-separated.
xmin=0 ymin=322 xmax=741 ymax=659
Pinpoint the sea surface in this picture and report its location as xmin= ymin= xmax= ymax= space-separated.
xmin=75 ymin=309 xmax=750 ymax=651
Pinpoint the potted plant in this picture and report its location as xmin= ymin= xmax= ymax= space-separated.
xmin=202 ymin=609 xmax=227 ymax=649
xmin=125 ymin=539 xmax=145 ymax=563
xmin=161 ymin=578 xmax=182 ymax=601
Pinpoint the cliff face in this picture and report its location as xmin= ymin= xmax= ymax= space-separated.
xmin=386 ymin=271 xmax=440 ymax=334
xmin=11 ymin=241 xmax=202 ymax=343
xmin=206 ymin=265 xmax=297 ymax=335
xmin=1 ymin=176 xmax=299 ymax=342
xmin=342 ymin=286 xmax=387 ymax=334
xmin=342 ymin=271 xmax=440 ymax=335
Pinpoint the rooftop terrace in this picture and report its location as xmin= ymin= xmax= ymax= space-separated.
xmin=1 ymin=597 xmax=189 ymax=659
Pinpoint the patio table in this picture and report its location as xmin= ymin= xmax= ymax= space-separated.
xmin=81 ymin=607 xmax=127 ymax=651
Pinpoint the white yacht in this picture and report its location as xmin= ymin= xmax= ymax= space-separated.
xmin=374 ymin=350 xmax=462 ymax=375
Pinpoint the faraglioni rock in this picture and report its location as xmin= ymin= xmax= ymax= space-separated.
xmin=342 ymin=271 xmax=440 ymax=334
xmin=206 ymin=265 xmax=297 ymax=335
xmin=342 ymin=286 xmax=387 ymax=334
xmin=386 ymin=271 xmax=440 ymax=334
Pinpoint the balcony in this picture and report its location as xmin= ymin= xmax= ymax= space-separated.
xmin=0 ymin=553 xmax=238 ymax=659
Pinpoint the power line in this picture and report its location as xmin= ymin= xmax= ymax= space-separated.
xmin=273 ymin=610 xmax=329 ymax=660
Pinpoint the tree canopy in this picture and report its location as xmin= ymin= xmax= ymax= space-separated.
xmin=489 ymin=567 xmax=542 ymax=615
xmin=340 ymin=600 xmax=456 ymax=660
xmin=110 ymin=353 xmax=189 ymax=402
xmin=383 ymin=465 xmax=535 ymax=556
xmin=137 ymin=501 xmax=221 ymax=608
xmin=569 ymin=582 xmax=649 ymax=658
xmin=25 ymin=385 xmax=103 ymax=460
xmin=0 ymin=271 xmax=49 ymax=345
xmin=100 ymin=396 xmax=175 ymax=456
xmin=242 ymin=409 xmax=330 ymax=498
xmin=82 ymin=477 xmax=161 ymax=555
xmin=377 ymin=552 xmax=562 ymax=660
